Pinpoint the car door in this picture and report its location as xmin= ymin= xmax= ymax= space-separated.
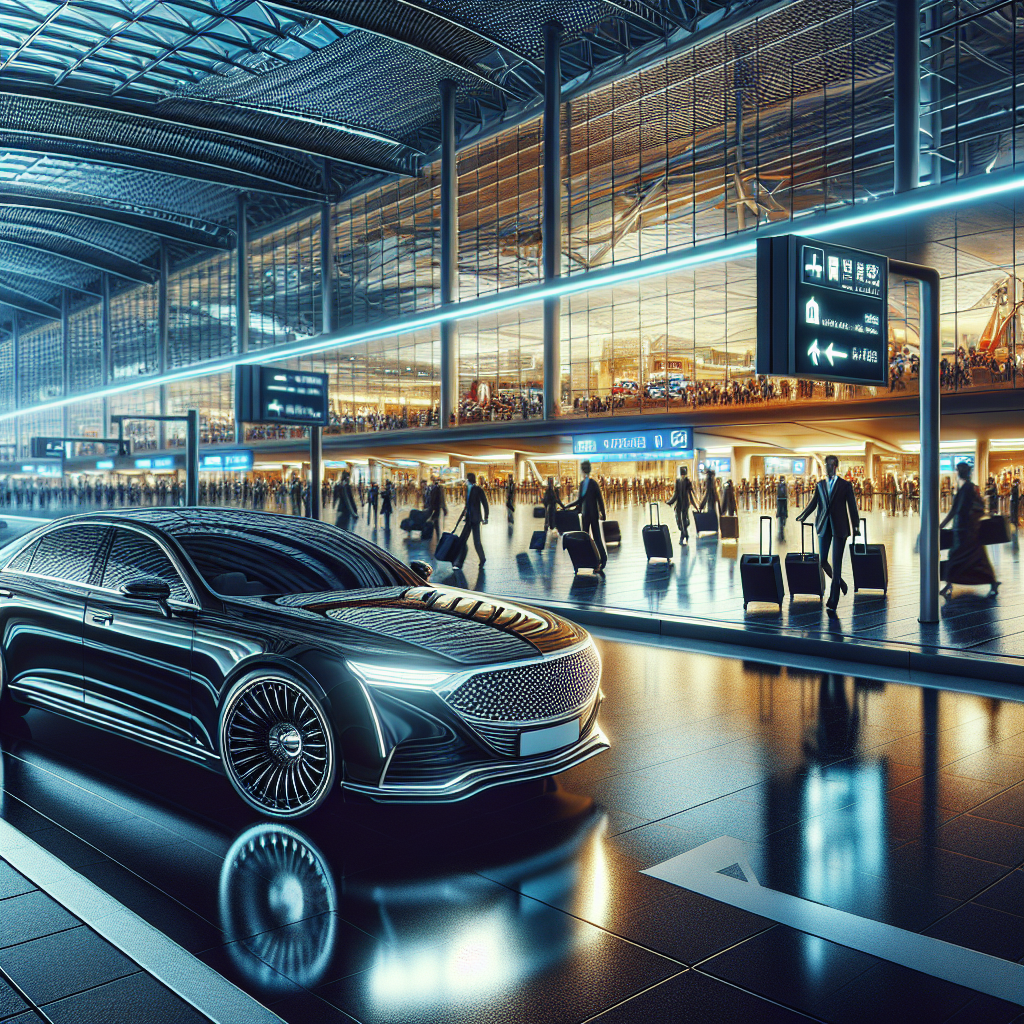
xmin=83 ymin=526 xmax=197 ymax=753
xmin=0 ymin=524 xmax=109 ymax=712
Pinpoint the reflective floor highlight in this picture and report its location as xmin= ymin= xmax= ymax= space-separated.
xmin=1 ymin=638 xmax=1023 ymax=1022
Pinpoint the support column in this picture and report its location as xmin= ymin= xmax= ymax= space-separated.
xmin=894 ymin=1 xmax=921 ymax=193
xmin=158 ymin=242 xmax=169 ymax=376
xmin=308 ymin=425 xmax=322 ymax=520
xmin=235 ymin=193 xmax=249 ymax=356
xmin=320 ymin=161 xmax=335 ymax=336
xmin=439 ymin=79 xmax=459 ymax=430
xmin=185 ymin=409 xmax=199 ymax=506
xmin=976 ymin=438 xmax=990 ymax=489
xmin=542 ymin=20 xmax=563 ymax=420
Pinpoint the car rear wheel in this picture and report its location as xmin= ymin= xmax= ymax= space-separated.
xmin=219 ymin=672 xmax=336 ymax=818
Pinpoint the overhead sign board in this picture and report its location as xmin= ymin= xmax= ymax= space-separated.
xmin=764 ymin=457 xmax=808 ymax=476
xmin=235 ymin=365 xmax=329 ymax=427
xmin=698 ymin=457 xmax=731 ymax=474
xmin=573 ymin=427 xmax=693 ymax=463
xmin=29 ymin=437 xmax=66 ymax=460
xmin=757 ymin=235 xmax=889 ymax=386
xmin=939 ymin=453 xmax=975 ymax=473
xmin=200 ymin=450 xmax=253 ymax=472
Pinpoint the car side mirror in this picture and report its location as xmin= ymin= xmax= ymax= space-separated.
xmin=410 ymin=560 xmax=433 ymax=581
xmin=121 ymin=578 xmax=172 ymax=615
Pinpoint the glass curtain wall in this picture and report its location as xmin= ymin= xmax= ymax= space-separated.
xmin=110 ymin=282 xmax=160 ymax=380
xmin=167 ymin=251 xmax=236 ymax=368
xmin=17 ymin=320 xmax=62 ymax=405
xmin=67 ymin=301 xmax=103 ymax=394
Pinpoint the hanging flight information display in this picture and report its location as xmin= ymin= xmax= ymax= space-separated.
xmin=235 ymin=365 xmax=329 ymax=427
xmin=756 ymin=234 xmax=889 ymax=387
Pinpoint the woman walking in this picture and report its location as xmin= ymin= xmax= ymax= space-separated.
xmin=776 ymin=475 xmax=789 ymax=537
xmin=940 ymin=461 xmax=999 ymax=598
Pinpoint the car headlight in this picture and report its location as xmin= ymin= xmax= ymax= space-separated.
xmin=347 ymin=661 xmax=454 ymax=690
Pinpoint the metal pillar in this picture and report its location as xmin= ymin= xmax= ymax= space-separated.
xmin=894 ymin=1 xmax=921 ymax=193
xmin=158 ymin=241 xmax=169 ymax=376
xmin=185 ymin=409 xmax=200 ymax=506
xmin=308 ymin=425 xmax=322 ymax=520
xmin=439 ymin=79 xmax=459 ymax=430
xmin=320 ymin=161 xmax=335 ymax=336
xmin=542 ymin=20 xmax=563 ymax=420
xmin=892 ymin=259 xmax=939 ymax=623
xmin=236 ymin=193 xmax=249 ymax=355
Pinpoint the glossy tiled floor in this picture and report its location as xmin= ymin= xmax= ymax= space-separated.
xmin=1 ymin=637 xmax=1023 ymax=1023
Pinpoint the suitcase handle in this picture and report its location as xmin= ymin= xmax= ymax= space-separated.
xmin=759 ymin=515 xmax=772 ymax=559
xmin=801 ymin=521 xmax=817 ymax=555
xmin=649 ymin=502 xmax=661 ymax=526
xmin=854 ymin=520 xmax=867 ymax=553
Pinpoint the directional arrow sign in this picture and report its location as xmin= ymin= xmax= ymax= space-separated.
xmin=824 ymin=342 xmax=848 ymax=366
xmin=807 ymin=339 xmax=820 ymax=366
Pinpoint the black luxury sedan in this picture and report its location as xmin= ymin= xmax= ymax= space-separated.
xmin=0 ymin=509 xmax=606 ymax=817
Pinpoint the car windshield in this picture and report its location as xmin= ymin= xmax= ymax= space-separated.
xmin=174 ymin=522 xmax=418 ymax=596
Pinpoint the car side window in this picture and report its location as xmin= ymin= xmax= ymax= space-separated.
xmin=101 ymin=529 xmax=192 ymax=604
xmin=4 ymin=540 xmax=38 ymax=573
xmin=21 ymin=526 xmax=107 ymax=585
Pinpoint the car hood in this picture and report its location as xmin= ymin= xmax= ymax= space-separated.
xmin=264 ymin=584 xmax=588 ymax=665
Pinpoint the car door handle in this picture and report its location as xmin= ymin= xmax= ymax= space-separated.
xmin=90 ymin=612 xmax=113 ymax=625
xmin=0 ymin=589 xmax=11 ymax=599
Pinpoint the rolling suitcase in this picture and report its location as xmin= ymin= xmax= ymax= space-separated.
xmin=740 ymin=516 xmax=785 ymax=610
xmin=602 ymin=520 xmax=621 ymax=545
xmin=642 ymin=503 xmax=673 ymax=562
xmin=530 ymin=530 xmax=546 ymax=551
xmin=850 ymin=522 xmax=888 ymax=594
xmin=719 ymin=515 xmax=739 ymax=540
xmin=555 ymin=509 xmax=581 ymax=534
xmin=693 ymin=511 xmax=717 ymax=536
xmin=533 ymin=505 xmax=545 ymax=519
xmin=562 ymin=530 xmax=602 ymax=573
xmin=785 ymin=522 xmax=825 ymax=601
xmin=434 ymin=512 xmax=465 ymax=563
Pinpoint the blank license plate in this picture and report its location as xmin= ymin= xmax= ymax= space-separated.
xmin=519 ymin=719 xmax=580 ymax=757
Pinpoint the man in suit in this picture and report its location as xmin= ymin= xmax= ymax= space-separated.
xmin=333 ymin=470 xmax=358 ymax=531
xmin=797 ymin=454 xmax=860 ymax=612
xmin=561 ymin=460 xmax=607 ymax=572
xmin=453 ymin=472 xmax=489 ymax=570
xmin=666 ymin=465 xmax=698 ymax=543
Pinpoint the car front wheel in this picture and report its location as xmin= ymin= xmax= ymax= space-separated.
xmin=219 ymin=672 xmax=336 ymax=818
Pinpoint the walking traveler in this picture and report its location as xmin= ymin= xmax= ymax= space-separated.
xmin=940 ymin=462 xmax=999 ymax=598
xmin=797 ymin=454 xmax=861 ymax=613
xmin=561 ymin=460 xmax=607 ymax=573
xmin=666 ymin=466 xmax=698 ymax=543
xmin=453 ymin=472 xmax=489 ymax=570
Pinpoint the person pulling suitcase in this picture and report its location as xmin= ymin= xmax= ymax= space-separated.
xmin=453 ymin=472 xmax=489 ymax=570
xmin=797 ymin=454 xmax=860 ymax=613
xmin=560 ymin=460 xmax=607 ymax=574
xmin=666 ymin=465 xmax=698 ymax=543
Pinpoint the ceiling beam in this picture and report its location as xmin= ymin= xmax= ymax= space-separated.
xmin=0 ymin=286 xmax=60 ymax=320
xmin=0 ymin=187 xmax=232 ymax=249
xmin=0 ymin=227 xmax=159 ymax=283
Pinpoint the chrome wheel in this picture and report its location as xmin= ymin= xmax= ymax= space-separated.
xmin=220 ymin=674 xmax=335 ymax=818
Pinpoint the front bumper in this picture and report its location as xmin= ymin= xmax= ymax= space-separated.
xmin=342 ymin=723 xmax=609 ymax=802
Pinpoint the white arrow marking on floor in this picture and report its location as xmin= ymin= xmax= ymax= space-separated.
xmin=644 ymin=835 xmax=1024 ymax=1006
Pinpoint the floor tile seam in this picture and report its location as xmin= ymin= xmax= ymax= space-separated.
xmin=468 ymin=867 xmax=691 ymax=969
xmin=0 ymin=959 xmax=50 ymax=1024
xmin=0 ymin=919 xmax=81 ymax=954
xmin=32 ymin=969 xmax=146 ymax=1012
xmin=604 ymin=781 xmax=767 ymax=837
xmin=687 ymin=965 xmax=831 ymax=1023
xmin=0 ymin=819 xmax=282 ymax=1024
xmin=574 ymin=968 xmax=690 ymax=1024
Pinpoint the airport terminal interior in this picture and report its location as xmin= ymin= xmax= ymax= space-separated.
xmin=0 ymin=0 xmax=1022 ymax=1021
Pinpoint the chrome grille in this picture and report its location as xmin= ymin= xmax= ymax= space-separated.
xmin=445 ymin=642 xmax=600 ymax=727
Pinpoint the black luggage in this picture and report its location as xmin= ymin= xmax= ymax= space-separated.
xmin=693 ymin=511 xmax=717 ymax=535
xmin=740 ymin=516 xmax=785 ymax=610
xmin=850 ymin=522 xmax=888 ymax=594
xmin=434 ymin=512 xmax=465 ymax=563
xmin=420 ymin=521 xmax=434 ymax=540
xmin=979 ymin=515 xmax=1010 ymax=546
xmin=530 ymin=530 xmax=546 ymax=551
xmin=602 ymin=520 xmax=621 ymax=545
xmin=562 ymin=530 xmax=602 ymax=573
xmin=533 ymin=505 xmax=545 ymax=519
xmin=720 ymin=515 xmax=739 ymax=540
xmin=642 ymin=503 xmax=673 ymax=562
xmin=400 ymin=508 xmax=428 ymax=532
xmin=555 ymin=509 xmax=581 ymax=534
xmin=785 ymin=522 xmax=825 ymax=601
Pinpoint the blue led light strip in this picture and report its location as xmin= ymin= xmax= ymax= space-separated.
xmin=4 ymin=169 xmax=1023 ymax=425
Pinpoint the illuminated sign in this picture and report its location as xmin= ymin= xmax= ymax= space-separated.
xmin=573 ymin=427 xmax=692 ymax=460
xmin=699 ymin=458 xmax=732 ymax=474
xmin=135 ymin=456 xmax=176 ymax=470
xmin=236 ymin=365 xmax=329 ymax=427
xmin=764 ymin=457 xmax=808 ymax=476
xmin=95 ymin=460 xmax=114 ymax=470
xmin=939 ymin=453 xmax=975 ymax=473
xmin=17 ymin=461 xmax=63 ymax=477
xmin=200 ymin=450 xmax=253 ymax=472
xmin=757 ymin=235 xmax=889 ymax=386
